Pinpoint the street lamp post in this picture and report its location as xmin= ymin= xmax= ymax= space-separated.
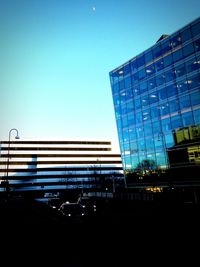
xmin=158 ymin=132 xmax=169 ymax=169
xmin=5 ymin=128 xmax=20 ymax=195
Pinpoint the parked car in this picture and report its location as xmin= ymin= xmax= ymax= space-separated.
xmin=58 ymin=202 xmax=85 ymax=221
xmin=77 ymin=196 xmax=97 ymax=216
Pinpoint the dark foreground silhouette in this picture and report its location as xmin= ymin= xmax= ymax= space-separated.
xmin=0 ymin=196 xmax=199 ymax=267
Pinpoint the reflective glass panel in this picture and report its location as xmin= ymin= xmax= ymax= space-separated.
xmin=181 ymin=27 xmax=192 ymax=43
xmin=175 ymin=63 xmax=186 ymax=78
xmin=194 ymin=38 xmax=200 ymax=52
xmin=191 ymin=20 xmax=200 ymax=37
xmin=153 ymin=44 xmax=162 ymax=59
xmin=173 ymin=48 xmax=183 ymax=63
xmin=165 ymin=69 xmax=175 ymax=83
xmin=137 ymin=55 xmax=145 ymax=68
xmin=193 ymin=109 xmax=200 ymax=124
xmin=151 ymin=106 xmax=160 ymax=119
xmin=183 ymin=43 xmax=195 ymax=57
xmin=161 ymin=40 xmax=171 ymax=54
xmin=182 ymin=111 xmax=194 ymax=126
xmin=180 ymin=95 xmax=191 ymax=109
xmin=156 ymin=73 xmax=165 ymax=86
xmin=190 ymin=90 xmax=200 ymax=106
xmin=131 ymin=59 xmax=138 ymax=72
xmin=166 ymin=83 xmax=177 ymax=98
xmin=155 ymin=59 xmax=164 ymax=72
xmin=169 ymin=99 xmax=180 ymax=113
xmin=145 ymin=50 xmax=153 ymax=64
xmin=171 ymin=115 xmax=183 ymax=129
xmin=163 ymin=54 xmax=173 ymax=67
xmin=149 ymin=92 xmax=158 ymax=104
xmin=177 ymin=79 xmax=188 ymax=93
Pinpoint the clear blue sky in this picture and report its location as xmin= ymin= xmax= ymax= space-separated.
xmin=0 ymin=0 xmax=200 ymax=151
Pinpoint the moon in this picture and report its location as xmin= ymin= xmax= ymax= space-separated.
xmin=92 ymin=7 xmax=96 ymax=11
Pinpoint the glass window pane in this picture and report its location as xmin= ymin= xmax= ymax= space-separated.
xmin=183 ymin=43 xmax=195 ymax=57
xmin=127 ymin=101 xmax=134 ymax=113
xmin=135 ymin=112 xmax=142 ymax=123
xmin=161 ymin=40 xmax=171 ymax=54
xmin=112 ymin=83 xmax=119 ymax=94
xmin=158 ymin=88 xmax=167 ymax=100
xmin=120 ymin=91 xmax=126 ymax=104
xmin=126 ymin=88 xmax=133 ymax=101
xmin=156 ymin=73 xmax=165 ymax=86
xmin=137 ymin=138 xmax=145 ymax=150
xmin=145 ymin=50 xmax=153 ymax=64
xmin=128 ymin=113 xmax=135 ymax=125
xmin=124 ymin=63 xmax=131 ymax=76
xmin=146 ymin=64 xmax=155 ymax=77
xmin=145 ymin=137 xmax=154 ymax=150
xmin=181 ymin=27 xmax=192 ymax=43
xmin=124 ymin=76 xmax=131 ymax=88
xmin=177 ymin=79 xmax=188 ymax=93
xmin=191 ymin=20 xmax=200 ymax=37
xmin=138 ymin=68 xmax=146 ymax=81
xmin=171 ymin=115 xmax=183 ymax=129
xmin=190 ymin=90 xmax=200 ymax=106
xmin=148 ymin=77 xmax=156 ymax=90
xmin=161 ymin=117 xmax=171 ymax=132
xmin=144 ymin=122 xmax=152 ymax=137
xmin=131 ymin=59 xmax=138 ymax=72
xmin=113 ymin=95 xmax=120 ymax=106
xmin=152 ymin=121 xmax=161 ymax=135
xmin=188 ymin=74 xmax=200 ymax=90
xmin=153 ymin=44 xmax=162 ymax=59
xmin=163 ymin=54 xmax=173 ymax=67
xmin=165 ymin=69 xmax=175 ymax=83
xmin=155 ymin=59 xmax=164 ymax=72
xmin=149 ymin=92 xmax=158 ymax=104
xmin=180 ymin=95 xmax=191 ymax=109
xmin=132 ymin=72 xmax=139 ymax=83
xmin=137 ymin=55 xmax=145 ymax=68
xmin=133 ymin=86 xmax=140 ymax=96
xmin=119 ymin=80 xmax=124 ymax=90
xmin=166 ymin=83 xmax=177 ymax=98
xmin=182 ymin=111 xmax=194 ymax=127
xmin=193 ymin=109 xmax=200 ymax=124
xmin=129 ymin=128 xmax=137 ymax=140
xmin=139 ymin=81 xmax=148 ymax=94
xmin=135 ymin=98 xmax=141 ymax=110
xmin=185 ymin=58 xmax=199 ymax=73
xmin=194 ymin=38 xmax=200 ymax=52
xmin=160 ymin=103 xmax=169 ymax=116
xmin=175 ymin=63 xmax=186 ymax=78
xmin=141 ymin=95 xmax=149 ymax=108
xmin=151 ymin=106 xmax=160 ymax=119
xmin=170 ymin=33 xmax=182 ymax=49
xmin=122 ymin=117 xmax=128 ymax=127
xmin=173 ymin=49 xmax=183 ymax=63
xmin=169 ymin=99 xmax=180 ymax=113
xmin=136 ymin=127 xmax=144 ymax=139
xmin=121 ymin=104 xmax=127 ymax=115
xmin=195 ymin=55 xmax=200 ymax=69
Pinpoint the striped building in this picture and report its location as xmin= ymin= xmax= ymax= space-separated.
xmin=0 ymin=140 xmax=124 ymax=198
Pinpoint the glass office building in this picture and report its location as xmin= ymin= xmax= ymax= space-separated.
xmin=109 ymin=17 xmax=200 ymax=172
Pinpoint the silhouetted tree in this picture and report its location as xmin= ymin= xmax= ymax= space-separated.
xmin=135 ymin=159 xmax=157 ymax=176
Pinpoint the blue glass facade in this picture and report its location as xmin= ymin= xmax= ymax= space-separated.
xmin=109 ymin=17 xmax=200 ymax=171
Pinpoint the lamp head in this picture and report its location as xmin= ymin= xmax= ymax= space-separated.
xmin=15 ymin=135 xmax=20 ymax=140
